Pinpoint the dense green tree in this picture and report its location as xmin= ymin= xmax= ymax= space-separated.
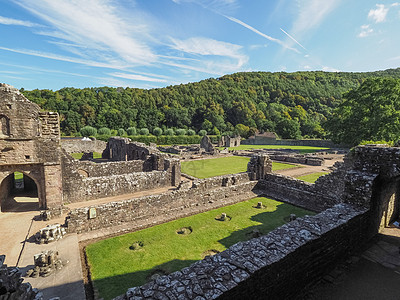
xmin=98 ymin=127 xmax=111 ymax=135
xmin=117 ymin=128 xmax=126 ymax=136
xmin=139 ymin=128 xmax=150 ymax=135
xmin=80 ymin=125 xmax=97 ymax=137
xmin=164 ymin=128 xmax=175 ymax=136
xmin=20 ymin=68 xmax=400 ymax=139
xmin=198 ymin=130 xmax=207 ymax=136
xmin=326 ymin=78 xmax=400 ymax=145
xmin=127 ymin=127 xmax=137 ymax=136
xmin=153 ymin=127 xmax=163 ymax=136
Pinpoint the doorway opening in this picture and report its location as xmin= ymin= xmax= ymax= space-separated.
xmin=0 ymin=172 xmax=39 ymax=212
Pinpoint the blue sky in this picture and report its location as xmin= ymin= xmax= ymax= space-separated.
xmin=0 ymin=0 xmax=399 ymax=90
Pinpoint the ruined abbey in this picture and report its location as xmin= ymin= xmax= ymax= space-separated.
xmin=1 ymin=83 xmax=399 ymax=299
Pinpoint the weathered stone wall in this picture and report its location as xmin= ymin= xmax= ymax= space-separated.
xmin=0 ymin=84 xmax=63 ymax=211
xmin=117 ymin=204 xmax=369 ymax=300
xmin=61 ymin=138 xmax=106 ymax=154
xmin=116 ymin=146 xmax=400 ymax=300
xmin=0 ymin=255 xmax=43 ymax=300
xmin=242 ymin=137 xmax=347 ymax=148
xmin=61 ymin=151 xmax=171 ymax=203
xmin=66 ymin=173 xmax=257 ymax=233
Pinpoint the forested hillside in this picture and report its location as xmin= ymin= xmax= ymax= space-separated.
xmin=22 ymin=68 xmax=400 ymax=139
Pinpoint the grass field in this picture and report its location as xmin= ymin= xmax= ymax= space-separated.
xmin=217 ymin=144 xmax=329 ymax=154
xmin=296 ymin=172 xmax=329 ymax=183
xmin=181 ymin=156 xmax=298 ymax=179
xmin=86 ymin=197 xmax=313 ymax=300
xmin=70 ymin=152 xmax=102 ymax=159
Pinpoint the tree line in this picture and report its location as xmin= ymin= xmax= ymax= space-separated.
xmin=21 ymin=68 xmax=400 ymax=142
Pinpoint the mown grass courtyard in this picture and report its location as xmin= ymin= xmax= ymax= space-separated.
xmin=181 ymin=156 xmax=298 ymax=179
xmin=296 ymin=172 xmax=329 ymax=183
xmin=86 ymin=197 xmax=314 ymax=300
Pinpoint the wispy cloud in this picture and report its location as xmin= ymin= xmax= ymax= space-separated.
xmin=222 ymin=15 xmax=300 ymax=53
xmin=109 ymin=72 xmax=168 ymax=83
xmin=279 ymin=28 xmax=307 ymax=50
xmin=368 ymin=4 xmax=389 ymax=23
xmin=358 ymin=24 xmax=373 ymax=38
xmin=0 ymin=46 xmax=126 ymax=69
xmin=170 ymin=37 xmax=247 ymax=67
xmin=14 ymin=0 xmax=157 ymax=66
xmin=291 ymin=0 xmax=341 ymax=37
xmin=171 ymin=0 xmax=239 ymax=14
xmin=0 ymin=15 xmax=41 ymax=27
xmin=322 ymin=66 xmax=340 ymax=72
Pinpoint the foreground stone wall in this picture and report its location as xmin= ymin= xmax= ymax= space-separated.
xmin=61 ymin=138 xmax=106 ymax=154
xmin=67 ymin=173 xmax=256 ymax=233
xmin=116 ymin=145 xmax=400 ymax=299
xmin=0 ymin=255 xmax=42 ymax=300
xmin=117 ymin=204 xmax=369 ymax=300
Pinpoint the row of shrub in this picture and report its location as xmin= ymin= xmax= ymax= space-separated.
xmin=96 ymin=134 xmax=218 ymax=145
xmin=79 ymin=126 xmax=208 ymax=138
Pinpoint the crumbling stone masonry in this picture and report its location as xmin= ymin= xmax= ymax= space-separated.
xmin=0 ymin=84 xmax=181 ymax=214
xmin=0 ymin=255 xmax=43 ymax=299
xmin=116 ymin=146 xmax=400 ymax=299
xmin=0 ymin=83 xmax=63 ymax=212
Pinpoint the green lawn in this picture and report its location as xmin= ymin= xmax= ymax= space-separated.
xmin=70 ymin=152 xmax=102 ymax=159
xmin=86 ymin=197 xmax=313 ymax=300
xmin=296 ymin=172 xmax=329 ymax=183
xmin=217 ymin=144 xmax=329 ymax=154
xmin=181 ymin=156 xmax=297 ymax=179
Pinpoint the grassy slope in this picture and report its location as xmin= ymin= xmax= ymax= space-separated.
xmin=181 ymin=156 xmax=297 ymax=179
xmin=86 ymin=197 xmax=313 ymax=300
xmin=217 ymin=145 xmax=329 ymax=154
xmin=296 ymin=172 xmax=329 ymax=183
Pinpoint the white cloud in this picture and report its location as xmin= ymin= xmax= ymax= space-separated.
xmin=358 ymin=24 xmax=374 ymax=38
xmin=14 ymin=0 xmax=157 ymax=66
xmin=223 ymin=15 xmax=300 ymax=53
xmin=109 ymin=72 xmax=168 ymax=83
xmin=291 ymin=0 xmax=341 ymax=37
xmin=322 ymin=66 xmax=340 ymax=72
xmin=0 ymin=15 xmax=41 ymax=27
xmin=171 ymin=0 xmax=239 ymax=13
xmin=368 ymin=4 xmax=389 ymax=23
xmin=170 ymin=37 xmax=247 ymax=67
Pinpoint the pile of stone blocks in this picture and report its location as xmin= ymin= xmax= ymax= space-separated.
xmin=26 ymin=250 xmax=68 ymax=278
xmin=35 ymin=224 xmax=66 ymax=244
xmin=0 ymin=255 xmax=43 ymax=299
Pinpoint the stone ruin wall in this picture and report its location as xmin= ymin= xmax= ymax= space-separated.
xmin=116 ymin=146 xmax=400 ymax=300
xmin=66 ymin=173 xmax=256 ymax=233
xmin=0 ymin=84 xmax=63 ymax=210
xmin=60 ymin=138 xmax=107 ymax=154
xmin=118 ymin=204 xmax=369 ymax=300
xmin=61 ymin=151 xmax=179 ymax=203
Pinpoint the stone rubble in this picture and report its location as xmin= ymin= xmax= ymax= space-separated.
xmin=25 ymin=250 xmax=68 ymax=278
xmin=35 ymin=224 xmax=67 ymax=244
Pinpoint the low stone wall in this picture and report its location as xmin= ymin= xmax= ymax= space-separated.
xmin=242 ymin=138 xmax=347 ymax=148
xmin=66 ymin=173 xmax=257 ymax=233
xmin=61 ymin=138 xmax=106 ymax=154
xmin=117 ymin=203 xmax=369 ymax=300
xmin=257 ymin=173 xmax=339 ymax=212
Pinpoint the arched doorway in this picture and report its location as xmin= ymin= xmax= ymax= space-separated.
xmin=0 ymin=172 xmax=40 ymax=212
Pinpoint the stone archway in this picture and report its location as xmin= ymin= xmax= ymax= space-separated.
xmin=0 ymin=171 xmax=41 ymax=212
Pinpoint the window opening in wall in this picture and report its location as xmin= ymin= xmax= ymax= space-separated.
xmin=0 ymin=114 xmax=10 ymax=137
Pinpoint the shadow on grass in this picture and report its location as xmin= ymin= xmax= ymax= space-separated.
xmin=93 ymin=259 xmax=198 ymax=300
xmin=218 ymin=202 xmax=312 ymax=248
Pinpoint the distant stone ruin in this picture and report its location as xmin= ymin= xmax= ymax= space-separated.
xmin=35 ymin=224 xmax=66 ymax=244
xmin=200 ymin=135 xmax=216 ymax=153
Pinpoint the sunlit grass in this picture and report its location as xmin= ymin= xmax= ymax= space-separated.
xmin=70 ymin=152 xmax=102 ymax=159
xmin=86 ymin=197 xmax=313 ymax=300
xmin=296 ymin=172 xmax=329 ymax=183
xmin=181 ymin=156 xmax=298 ymax=179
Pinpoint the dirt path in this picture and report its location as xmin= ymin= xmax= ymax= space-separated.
xmin=274 ymin=154 xmax=343 ymax=178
